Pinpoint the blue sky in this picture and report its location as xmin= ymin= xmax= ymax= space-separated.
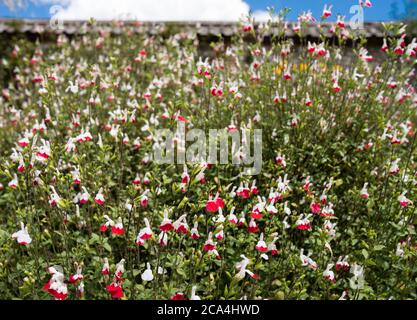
xmin=0 ymin=0 xmax=407 ymax=21
xmin=250 ymin=0 xmax=403 ymax=21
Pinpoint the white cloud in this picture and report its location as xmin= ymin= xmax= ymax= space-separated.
xmin=252 ymin=10 xmax=270 ymax=22
xmin=45 ymin=0 xmax=251 ymax=21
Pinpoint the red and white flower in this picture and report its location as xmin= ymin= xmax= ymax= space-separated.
xmin=300 ymin=249 xmax=317 ymax=269
xmin=248 ymin=218 xmax=259 ymax=233
xmin=389 ymin=158 xmax=401 ymax=175
xmin=101 ymin=258 xmax=110 ymax=275
xmin=322 ymin=4 xmax=332 ymax=18
xmin=235 ymin=255 xmax=259 ymax=280
xmin=268 ymin=236 xmax=280 ymax=255
xmin=214 ymin=225 xmax=224 ymax=240
xmin=140 ymin=190 xmax=150 ymax=207
xmin=228 ymin=207 xmax=238 ymax=225
xmin=43 ymin=266 xmax=68 ymax=300
xmin=48 ymin=186 xmax=61 ymax=207
xmin=69 ymin=263 xmax=83 ymax=284
xmin=173 ymin=214 xmax=189 ymax=234
xmin=323 ymin=263 xmax=336 ymax=282
xmin=78 ymin=187 xmax=90 ymax=204
xmin=296 ymin=214 xmax=312 ymax=231
xmin=255 ymin=233 xmax=268 ymax=252
xmin=12 ymin=222 xmax=32 ymax=245
xmin=238 ymin=212 xmax=246 ymax=226
xmin=203 ymin=232 xmax=216 ymax=252
xmin=359 ymin=0 xmax=372 ymax=8
xmin=159 ymin=210 xmax=174 ymax=232
xmin=190 ymin=221 xmax=200 ymax=240
xmin=111 ymin=217 xmax=125 ymax=235
xmin=100 ymin=215 xmax=114 ymax=232
xmin=336 ymin=256 xmax=350 ymax=271
xmin=8 ymin=174 xmax=18 ymax=189
xmin=236 ymin=182 xmax=250 ymax=199
xmin=159 ymin=231 xmax=168 ymax=246
xmin=136 ymin=218 xmax=153 ymax=245
xmin=310 ymin=202 xmax=321 ymax=214
xmin=398 ymin=191 xmax=412 ymax=207
xmin=206 ymin=192 xmax=224 ymax=212
xmin=360 ymin=183 xmax=369 ymax=199
xmin=94 ymin=188 xmax=105 ymax=205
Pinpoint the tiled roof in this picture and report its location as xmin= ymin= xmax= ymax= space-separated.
xmin=0 ymin=19 xmax=392 ymax=37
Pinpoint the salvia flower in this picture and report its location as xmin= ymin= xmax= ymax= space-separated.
xmin=396 ymin=243 xmax=405 ymax=257
xmin=8 ymin=174 xmax=18 ymax=189
xmin=322 ymin=4 xmax=332 ymax=18
xmin=190 ymin=221 xmax=200 ymax=240
xmin=238 ymin=212 xmax=246 ymax=226
xmin=101 ymin=258 xmax=110 ymax=276
xmin=136 ymin=218 xmax=153 ymax=245
xmin=106 ymin=281 xmax=123 ymax=299
xmin=235 ymin=255 xmax=259 ymax=280
xmin=236 ymin=182 xmax=251 ymax=199
xmin=94 ymin=188 xmax=105 ymax=205
xmin=251 ymin=196 xmax=266 ymax=219
xmin=69 ymin=263 xmax=83 ymax=284
xmin=360 ymin=183 xmax=369 ymax=199
xmin=12 ymin=222 xmax=32 ymax=245
xmin=323 ymin=263 xmax=336 ymax=282
xmin=111 ymin=217 xmax=125 ymax=235
xmin=43 ymin=266 xmax=68 ymax=300
xmin=190 ymin=286 xmax=201 ymax=300
xmin=206 ymin=192 xmax=224 ymax=212
xmin=100 ymin=215 xmax=114 ymax=232
xmin=398 ymin=191 xmax=412 ymax=207
xmin=140 ymin=190 xmax=150 ymax=207
xmin=255 ymin=233 xmax=268 ymax=252
xmin=203 ymin=232 xmax=216 ymax=252
xmin=79 ymin=187 xmax=90 ymax=204
xmin=247 ymin=218 xmax=259 ymax=233
xmin=300 ymin=249 xmax=317 ymax=269
xmin=336 ymin=256 xmax=350 ymax=271
xmin=321 ymin=203 xmax=335 ymax=218
xmin=267 ymin=236 xmax=279 ymax=255
xmin=389 ymin=158 xmax=401 ymax=175
xmin=48 ymin=186 xmax=61 ymax=207
xmin=173 ymin=214 xmax=189 ymax=234
xmin=170 ymin=293 xmax=186 ymax=300
xmin=349 ymin=263 xmax=365 ymax=290
xmin=159 ymin=210 xmax=174 ymax=232
xmin=141 ymin=263 xmax=154 ymax=282
xmin=228 ymin=207 xmax=238 ymax=225
xmin=214 ymin=208 xmax=226 ymax=223
xmin=214 ymin=225 xmax=224 ymax=240
xmin=296 ymin=214 xmax=312 ymax=231
xmin=310 ymin=202 xmax=321 ymax=214
xmin=159 ymin=231 xmax=168 ymax=246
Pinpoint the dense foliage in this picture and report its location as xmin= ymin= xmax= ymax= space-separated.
xmin=1 ymin=11 xmax=417 ymax=300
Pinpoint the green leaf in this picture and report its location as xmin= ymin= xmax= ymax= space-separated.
xmin=362 ymin=249 xmax=369 ymax=259
xmin=373 ymin=245 xmax=385 ymax=251
xmin=103 ymin=242 xmax=112 ymax=252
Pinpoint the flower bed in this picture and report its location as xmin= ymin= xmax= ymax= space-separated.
xmin=0 ymin=11 xmax=417 ymax=300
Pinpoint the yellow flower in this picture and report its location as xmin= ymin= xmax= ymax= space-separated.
xmin=297 ymin=63 xmax=308 ymax=72
xmin=275 ymin=62 xmax=287 ymax=75
xmin=333 ymin=64 xmax=343 ymax=72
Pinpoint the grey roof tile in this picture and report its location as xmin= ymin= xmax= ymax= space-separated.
xmin=0 ymin=20 xmax=406 ymax=38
